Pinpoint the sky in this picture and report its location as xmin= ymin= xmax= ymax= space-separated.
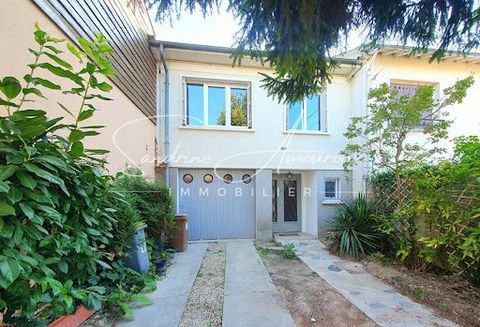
xmin=150 ymin=2 xmax=239 ymax=47
xmin=149 ymin=4 xmax=364 ymax=53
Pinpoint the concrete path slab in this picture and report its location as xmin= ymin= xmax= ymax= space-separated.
xmin=119 ymin=243 xmax=208 ymax=327
xmin=275 ymin=236 xmax=456 ymax=327
xmin=222 ymin=241 xmax=295 ymax=327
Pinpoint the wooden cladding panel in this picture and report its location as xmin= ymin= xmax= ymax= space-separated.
xmin=33 ymin=0 xmax=157 ymax=122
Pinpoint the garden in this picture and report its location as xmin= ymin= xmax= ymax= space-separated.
xmin=0 ymin=26 xmax=176 ymax=326
xmin=327 ymin=78 xmax=480 ymax=325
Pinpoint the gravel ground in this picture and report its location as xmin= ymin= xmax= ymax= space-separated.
xmin=179 ymin=242 xmax=226 ymax=327
xmin=258 ymin=246 xmax=376 ymax=327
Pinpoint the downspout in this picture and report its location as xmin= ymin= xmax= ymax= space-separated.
xmin=159 ymin=43 xmax=170 ymax=187
xmin=363 ymin=50 xmax=378 ymax=193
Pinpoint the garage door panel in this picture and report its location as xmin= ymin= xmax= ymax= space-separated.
xmin=179 ymin=169 xmax=255 ymax=240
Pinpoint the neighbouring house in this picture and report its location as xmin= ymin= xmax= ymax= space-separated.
xmin=149 ymin=41 xmax=480 ymax=241
xmin=0 ymin=0 xmax=158 ymax=177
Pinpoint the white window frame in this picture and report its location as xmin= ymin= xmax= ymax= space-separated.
xmin=284 ymin=93 xmax=328 ymax=134
xmin=182 ymin=77 xmax=252 ymax=130
xmin=324 ymin=178 xmax=340 ymax=201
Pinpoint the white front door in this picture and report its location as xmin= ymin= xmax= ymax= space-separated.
xmin=272 ymin=174 xmax=301 ymax=233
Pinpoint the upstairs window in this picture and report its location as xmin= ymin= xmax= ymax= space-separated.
xmin=184 ymin=78 xmax=252 ymax=128
xmin=286 ymin=94 xmax=326 ymax=132
xmin=390 ymin=81 xmax=438 ymax=127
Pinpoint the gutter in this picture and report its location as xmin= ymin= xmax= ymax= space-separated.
xmin=149 ymin=39 xmax=362 ymax=66
xmin=159 ymin=43 xmax=170 ymax=187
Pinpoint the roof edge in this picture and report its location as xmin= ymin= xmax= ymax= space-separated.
xmin=149 ymin=39 xmax=362 ymax=65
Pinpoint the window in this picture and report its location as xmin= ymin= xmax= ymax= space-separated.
xmin=286 ymin=94 xmax=325 ymax=132
xmin=230 ymin=88 xmax=248 ymax=127
xmin=184 ymin=79 xmax=251 ymax=128
xmin=186 ymin=84 xmax=204 ymax=126
xmin=324 ymin=178 xmax=340 ymax=199
xmin=223 ymin=174 xmax=233 ymax=184
xmin=208 ymin=86 xmax=226 ymax=125
xmin=183 ymin=174 xmax=193 ymax=184
xmin=242 ymin=174 xmax=252 ymax=184
xmin=390 ymin=82 xmax=437 ymax=127
xmin=203 ymin=174 xmax=214 ymax=184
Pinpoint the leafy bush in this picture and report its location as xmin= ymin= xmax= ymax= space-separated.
xmin=92 ymin=261 xmax=157 ymax=319
xmin=100 ymin=180 xmax=142 ymax=254
xmin=371 ymin=137 xmax=480 ymax=285
xmin=404 ymin=136 xmax=480 ymax=285
xmin=0 ymin=25 xmax=155 ymax=324
xmin=327 ymin=194 xmax=380 ymax=257
xmin=117 ymin=174 xmax=175 ymax=244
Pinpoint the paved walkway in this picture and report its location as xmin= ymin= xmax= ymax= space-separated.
xmin=275 ymin=235 xmax=457 ymax=327
xmin=222 ymin=240 xmax=295 ymax=327
xmin=119 ymin=243 xmax=208 ymax=327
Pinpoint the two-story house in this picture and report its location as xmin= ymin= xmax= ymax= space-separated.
xmin=150 ymin=41 xmax=480 ymax=242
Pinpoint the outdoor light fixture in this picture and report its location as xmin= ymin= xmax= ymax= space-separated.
xmin=287 ymin=171 xmax=292 ymax=179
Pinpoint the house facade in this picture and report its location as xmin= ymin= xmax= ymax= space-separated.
xmin=151 ymin=42 xmax=368 ymax=241
xmin=0 ymin=0 xmax=158 ymax=177
xmin=3 ymin=1 xmax=479 ymax=242
xmin=151 ymin=41 xmax=480 ymax=241
xmin=371 ymin=47 xmax=480 ymax=153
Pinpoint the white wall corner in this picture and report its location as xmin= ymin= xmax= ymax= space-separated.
xmin=255 ymin=169 xmax=273 ymax=241
xmin=301 ymin=171 xmax=318 ymax=237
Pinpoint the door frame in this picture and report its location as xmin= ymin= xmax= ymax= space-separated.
xmin=272 ymin=174 xmax=301 ymax=233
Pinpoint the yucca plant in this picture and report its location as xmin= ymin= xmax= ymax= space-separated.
xmin=327 ymin=194 xmax=380 ymax=257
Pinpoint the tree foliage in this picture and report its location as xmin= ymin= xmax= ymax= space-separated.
xmin=143 ymin=0 xmax=480 ymax=102
xmin=217 ymin=93 xmax=248 ymax=126
xmin=341 ymin=77 xmax=474 ymax=206
xmin=341 ymin=78 xmax=474 ymax=258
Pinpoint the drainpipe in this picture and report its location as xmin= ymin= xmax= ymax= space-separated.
xmin=159 ymin=43 xmax=170 ymax=187
xmin=363 ymin=50 xmax=378 ymax=193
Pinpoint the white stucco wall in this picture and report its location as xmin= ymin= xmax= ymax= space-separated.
xmin=301 ymin=171 xmax=318 ymax=237
xmin=164 ymin=61 xmax=357 ymax=171
xmin=0 ymin=0 xmax=157 ymax=178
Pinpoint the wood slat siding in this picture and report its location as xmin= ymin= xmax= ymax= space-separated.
xmin=32 ymin=0 xmax=157 ymax=123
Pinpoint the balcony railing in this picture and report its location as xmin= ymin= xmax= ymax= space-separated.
xmin=417 ymin=118 xmax=444 ymax=128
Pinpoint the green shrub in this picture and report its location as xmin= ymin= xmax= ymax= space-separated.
xmin=92 ymin=260 xmax=157 ymax=319
xmin=117 ymin=174 xmax=176 ymax=244
xmin=0 ymin=25 xmax=155 ymax=324
xmin=0 ymin=24 xmax=116 ymax=323
xmin=100 ymin=181 xmax=142 ymax=254
xmin=371 ymin=137 xmax=480 ymax=285
xmin=327 ymin=194 xmax=380 ymax=257
xmin=404 ymin=136 xmax=480 ymax=285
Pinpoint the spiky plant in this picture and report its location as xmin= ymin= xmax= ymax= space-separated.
xmin=327 ymin=194 xmax=380 ymax=257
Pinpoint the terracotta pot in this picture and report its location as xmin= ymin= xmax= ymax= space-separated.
xmin=48 ymin=305 xmax=95 ymax=327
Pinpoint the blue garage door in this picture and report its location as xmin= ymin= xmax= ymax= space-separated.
xmin=179 ymin=169 xmax=255 ymax=240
